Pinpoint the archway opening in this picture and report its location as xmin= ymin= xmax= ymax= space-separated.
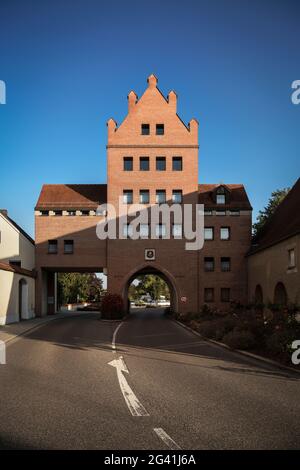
xmin=274 ymin=282 xmax=287 ymax=306
xmin=18 ymin=278 xmax=28 ymax=321
xmin=124 ymin=266 xmax=177 ymax=315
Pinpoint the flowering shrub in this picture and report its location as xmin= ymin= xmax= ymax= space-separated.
xmin=101 ymin=293 xmax=124 ymax=319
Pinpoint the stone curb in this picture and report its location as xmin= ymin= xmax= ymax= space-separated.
xmin=173 ymin=319 xmax=300 ymax=376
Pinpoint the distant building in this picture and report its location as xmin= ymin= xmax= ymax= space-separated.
xmin=248 ymin=178 xmax=300 ymax=307
xmin=35 ymin=75 xmax=252 ymax=316
xmin=0 ymin=210 xmax=35 ymax=324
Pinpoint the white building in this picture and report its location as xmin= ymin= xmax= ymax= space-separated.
xmin=0 ymin=210 xmax=35 ymax=325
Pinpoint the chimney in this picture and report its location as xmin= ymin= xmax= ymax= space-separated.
xmin=0 ymin=209 xmax=8 ymax=217
xmin=127 ymin=91 xmax=138 ymax=113
xmin=168 ymin=90 xmax=177 ymax=112
xmin=147 ymin=74 xmax=158 ymax=89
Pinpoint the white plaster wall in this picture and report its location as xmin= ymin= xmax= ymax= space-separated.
xmin=0 ymin=270 xmax=35 ymax=325
xmin=0 ymin=214 xmax=35 ymax=270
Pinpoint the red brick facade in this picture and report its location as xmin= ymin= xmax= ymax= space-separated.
xmin=35 ymin=75 xmax=252 ymax=315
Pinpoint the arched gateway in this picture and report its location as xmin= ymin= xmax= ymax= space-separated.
xmin=122 ymin=264 xmax=179 ymax=314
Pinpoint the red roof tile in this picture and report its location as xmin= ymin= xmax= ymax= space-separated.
xmin=35 ymin=184 xmax=107 ymax=210
xmin=198 ymin=184 xmax=252 ymax=210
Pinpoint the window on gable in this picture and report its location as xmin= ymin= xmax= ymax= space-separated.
xmin=216 ymin=186 xmax=226 ymax=204
xmin=156 ymin=124 xmax=164 ymax=135
xmin=141 ymin=124 xmax=150 ymax=135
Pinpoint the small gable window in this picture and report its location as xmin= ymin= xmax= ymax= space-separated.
xmin=141 ymin=124 xmax=150 ymax=135
xmin=156 ymin=124 xmax=164 ymax=135
xmin=216 ymin=186 xmax=226 ymax=204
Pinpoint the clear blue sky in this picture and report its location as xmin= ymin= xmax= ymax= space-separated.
xmin=0 ymin=0 xmax=299 ymax=237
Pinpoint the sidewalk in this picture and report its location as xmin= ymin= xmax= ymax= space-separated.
xmin=0 ymin=311 xmax=90 ymax=344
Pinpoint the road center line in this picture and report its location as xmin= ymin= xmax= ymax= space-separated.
xmin=153 ymin=428 xmax=181 ymax=450
xmin=112 ymin=322 xmax=123 ymax=353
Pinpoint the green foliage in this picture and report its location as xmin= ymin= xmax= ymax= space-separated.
xmin=129 ymin=275 xmax=170 ymax=302
xmin=253 ymin=187 xmax=290 ymax=237
xmin=57 ymin=272 xmax=103 ymax=305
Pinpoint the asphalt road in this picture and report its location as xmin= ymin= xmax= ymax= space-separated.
xmin=0 ymin=308 xmax=299 ymax=450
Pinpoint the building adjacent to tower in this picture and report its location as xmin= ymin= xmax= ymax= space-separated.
xmin=35 ymin=75 xmax=252 ymax=316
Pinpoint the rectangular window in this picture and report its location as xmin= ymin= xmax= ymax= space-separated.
xmin=123 ymin=224 xmax=133 ymax=238
xmin=124 ymin=157 xmax=133 ymax=171
xmin=68 ymin=210 xmax=76 ymax=216
xmin=204 ymin=288 xmax=214 ymax=303
xmin=156 ymin=224 xmax=166 ymax=238
xmin=54 ymin=210 xmax=62 ymax=216
xmin=140 ymin=224 xmax=149 ymax=238
xmin=172 ymin=190 xmax=183 ymax=203
xmin=156 ymin=189 xmax=166 ymax=204
xmin=140 ymin=156 xmax=149 ymax=171
xmin=141 ymin=124 xmax=150 ymax=135
xmin=9 ymin=260 xmax=21 ymax=267
xmin=81 ymin=210 xmax=89 ymax=216
xmin=172 ymin=224 xmax=182 ymax=238
xmin=204 ymin=257 xmax=214 ymax=272
xmin=288 ymin=248 xmax=296 ymax=268
xmin=220 ymin=227 xmax=230 ymax=240
xmin=123 ymin=189 xmax=133 ymax=204
xmin=156 ymin=124 xmax=164 ymax=135
xmin=41 ymin=210 xmax=49 ymax=216
xmin=204 ymin=227 xmax=214 ymax=240
xmin=156 ymin=156 xmax=166 ymax=171
xmin=140 ymin=190 xmax=150 ymax=204
xmin=172 ymin=156 xmax=182 ymax=171
xmin=64 ymin=240 xmax=74 ymax=254
xmin=221 ymin=257 xmax=231 ymax=272
xmin=48 ymin=240 xmax=58 ymax=254
xmin=216 ymin=194 xmax=226 ymax=204
xmin=221 ymin=288 xmax=230 ymax=302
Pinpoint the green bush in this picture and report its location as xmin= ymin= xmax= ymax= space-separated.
xmin=222 ymin=329 xmax=256 ymax=350
xmin=101 ymin=293 xmax=125 ymax=320
xmin=214 ymin=316 xmax=237 ymax=341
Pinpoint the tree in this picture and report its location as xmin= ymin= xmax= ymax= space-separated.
xmin=57 ymin=272 xmax=103 ymax=305
xmin=129 ymin=275 xmax=170 ymax=302
xmin=253 ymin=187 xmax=290 ymax=238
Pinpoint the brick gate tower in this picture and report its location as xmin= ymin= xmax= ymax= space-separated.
xmin=35 ymin=75 xmax=252 ymax=316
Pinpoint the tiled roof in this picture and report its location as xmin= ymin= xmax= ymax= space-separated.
xmin=35 ymin=184 xmax=107 ymax=210
xmin=249 ymin=178 xmax=300 ymax=255
xmin=0 ymin=262 xmax=36 ymax=278
xmin=198 ymin=184 xmax=252 ymax=210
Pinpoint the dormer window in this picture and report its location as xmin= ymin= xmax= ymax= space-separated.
xmin=216 ymin=186 xmax=226 ymax=204
xmin=141 ymin=124 xmax=150 ymax=135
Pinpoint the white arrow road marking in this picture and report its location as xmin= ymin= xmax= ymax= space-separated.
xmin=112 ymin=322 xmax=123 ymax=353
xmin=153 ymin=428 xmax=181 ymax=450
xmin=108 ymin=356 xmax=149 ymax=417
